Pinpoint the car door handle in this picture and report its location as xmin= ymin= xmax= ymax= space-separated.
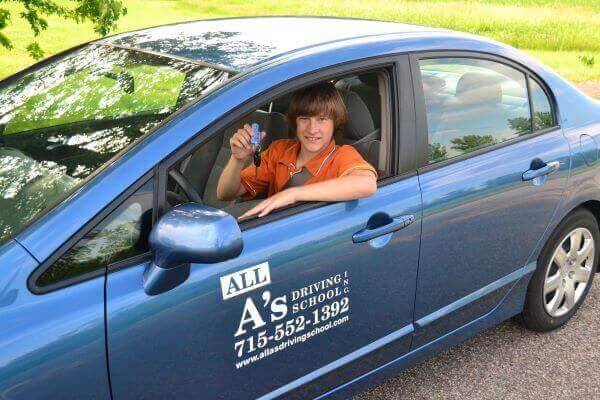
xmin=522 ymin=160 xmax=560 ymax=181
xmin=352 ymin=214 xmax=415 ymax=243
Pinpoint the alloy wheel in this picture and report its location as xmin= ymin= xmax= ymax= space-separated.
xmin=543 ymin=227 xmax=595 ymax=317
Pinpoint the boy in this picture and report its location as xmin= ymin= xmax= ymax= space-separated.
xmin=216 ymin=82 xmax=377 ymax=218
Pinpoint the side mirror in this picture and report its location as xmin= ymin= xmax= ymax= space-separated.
xmin=143 ymin=203 xmax=243 ymax=295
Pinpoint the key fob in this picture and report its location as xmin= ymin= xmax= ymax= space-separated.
xmin=250 ymin=123 xmax=261 ymax=147
xmin=251 ymin=123 xmax=261 ymax=167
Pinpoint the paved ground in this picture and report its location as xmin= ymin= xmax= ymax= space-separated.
xmin=352 ymin=278 xmax=600 ymax=400
xmin=578 ymin=82 xmax=600 ymax=99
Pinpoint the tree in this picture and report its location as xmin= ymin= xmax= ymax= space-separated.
xmin=0 ymin=0 xmax=127 ymax=59
xmin=533 ymin=111 xmax=553 ymax=130
xmin=507 ymin=116 xmax=532 ymax=135
xmin=428 ymin=142 xmax=447 ymax=162
xmin=451 ymin=134 xmax=497 ymax=152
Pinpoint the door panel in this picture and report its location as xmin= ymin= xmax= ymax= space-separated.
xmin=413 ymin=130 xmax=570 ymax=346
xmin=107 ymin=178 xmax=421 ymax=399
xmin=0 ymin=241 xmax=109 ymax=400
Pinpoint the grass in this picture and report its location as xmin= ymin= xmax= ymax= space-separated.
xmin=0 ymin=0 xmax=599 ymax=83
xmin=4 ymin=63 xmax=184 ymax=133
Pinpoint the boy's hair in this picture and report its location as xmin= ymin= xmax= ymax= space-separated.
xmin=287 ymin=82 xmax=347 ymax=133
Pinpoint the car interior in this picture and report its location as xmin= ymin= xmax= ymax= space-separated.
xmin=167 ymin=69 xmax=391 ymax=218
xmin=422 ymin=69 xmax=531 ymax=153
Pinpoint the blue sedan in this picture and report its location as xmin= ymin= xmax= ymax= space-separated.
xmin=1 ymin=17 xmax=599 ymax=400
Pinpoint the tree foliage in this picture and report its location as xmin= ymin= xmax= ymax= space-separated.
xmin=508 ymin=116 xmax=532 ymax=135
xmin=427 ymin=142 xmax=447 ymax=162
xmin=0 ymin=0 xmax=127 ymax=59
xmin=533 ymin=111 xmax=553 ymax=130
xmin=450 ymin=134 xmax=497 ymax=152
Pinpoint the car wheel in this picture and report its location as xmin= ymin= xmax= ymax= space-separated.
xmin=521 ymin=208 xmax=599 ymax=332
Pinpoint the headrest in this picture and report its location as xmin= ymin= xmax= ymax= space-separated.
xmin=338 ymin=89 xmax=375 ymax=141
xmin=358 ymin=73 xmax=378 ymax=87
xmin=335 ymin=76 xmax=361 ymax=92
xmin=422 ymin=74 xmax=446 ymax=93
xmin=456 ymin=73 xmax=502 ymax=105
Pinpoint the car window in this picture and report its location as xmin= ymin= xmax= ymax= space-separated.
xmin=530 ymin=79 xmax=555 ymax=131
xmin=420 ymin=58 xmax=532 ymax=164
xmin=166 ymin=69 xmax=389 ymax=220
xmin=5 ymin=63 xmax=180 ymax=134
xmin=1 ymin=45 xmax=228 ymax=134
xmin=0 ymin=43 xmax=230 ymax=245
xmin=36 ymin=179 xmax=153 ymax=288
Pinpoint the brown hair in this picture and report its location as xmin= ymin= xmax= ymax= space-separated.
xmin=287 ymin=82 xmax=347 ymax=133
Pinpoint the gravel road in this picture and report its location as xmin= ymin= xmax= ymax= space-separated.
xmin=352 ymin=275 xmax=600 ymax=400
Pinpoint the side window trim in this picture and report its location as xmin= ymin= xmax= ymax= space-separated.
xmin=237 ymin=170 xmax=418 ymax=231
xmin=411 ymin=50 xmax=561 ymax=171
xmin=27 ymin=171 xmax=156 ymax=294
xmin=526 ymin=74 xmax=536 ymax=134
xmin=409 ymin=53 xmax=428 ymax=168
xmin=157 ymin=55 xmax=414 ymax=229
xmin=528 ymin=74 xmax=560 ymax=129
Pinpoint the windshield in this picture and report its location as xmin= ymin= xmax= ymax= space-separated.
xmin=0 ymin=43 xmax=230 ymax=244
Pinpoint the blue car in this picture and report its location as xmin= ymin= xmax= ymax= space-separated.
xmin=1 ymin=16 xmax=599 ymax=400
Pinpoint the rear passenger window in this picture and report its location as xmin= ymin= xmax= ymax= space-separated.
xmin=530 ymin=79 xmax=554 ymax=131
xmin=420 ymin=58 xmax=532 ymax=164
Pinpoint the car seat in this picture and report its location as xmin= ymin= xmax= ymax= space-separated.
xmin=421 ymin=73 xmax=453 ymax=133
xmin=179 ymin=109 xmax=288 ymax=210
xmin=335 ymin=88 xmax=381 ymax=173
xmin=433 ymin=72 xmax=511 ymax=147
xmin=335 ymin=74 xmax=381 ymax=131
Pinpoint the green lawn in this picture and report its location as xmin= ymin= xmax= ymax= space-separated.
xmin=4 ymin=63 xmax=185 ymax=133
xmin=1 ymin=0 xmax=599 ymax=83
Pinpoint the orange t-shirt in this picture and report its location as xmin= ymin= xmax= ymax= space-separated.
xmin=240 ymin=139 xmax=376 ymax=200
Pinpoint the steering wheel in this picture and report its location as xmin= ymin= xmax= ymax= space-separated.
xmin=168 ymin=169 xmax=203 ymax=204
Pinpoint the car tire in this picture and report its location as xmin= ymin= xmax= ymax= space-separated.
xmin=521 ymin=208 xmax=599 ymax=332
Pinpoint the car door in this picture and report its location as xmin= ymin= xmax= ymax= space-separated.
xmin=0 ymin=242 xmax=112 ymax=399
xmin=410 ymin=53 xmax=571 ymax=347
xmin=105 ymin=58 xmax=423 ymax=400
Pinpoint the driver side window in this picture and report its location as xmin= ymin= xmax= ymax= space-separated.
xmin=166 ymin=68 xmax=391 ymax=219
xmin=166 ymin=110 xmax=289 ymax=217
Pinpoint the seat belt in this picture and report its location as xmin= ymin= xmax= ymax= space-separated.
xmin=281 ymin=168 xmax=312 ymax=189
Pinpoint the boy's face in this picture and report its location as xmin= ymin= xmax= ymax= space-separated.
xmin=295 ymin=114 xmax=335 ymax=155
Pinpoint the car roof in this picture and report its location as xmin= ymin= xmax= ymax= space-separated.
xmin=101 ymin=17 xmax=445 ymax=72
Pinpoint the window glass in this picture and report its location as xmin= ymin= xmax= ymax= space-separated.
xmin=420 ymin=58 xmax=531 ymax=164
xmin=530 ymin=79 xmax=554 ymax=131
xmin=167 ymin=71 xmax=386 ymax=220
xmin=0 ymin=43 xmax=229 ymax=244
xmin=37 ymin=179 xmax=153 ymax=287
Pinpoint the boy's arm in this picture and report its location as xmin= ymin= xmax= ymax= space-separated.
xmin=216 ymin=156 xmax=248 ymax=201
xmin=294 ymin=170 xmax=376 ymax=202
xmin=239 ymin=170 xmax=376 ymax=219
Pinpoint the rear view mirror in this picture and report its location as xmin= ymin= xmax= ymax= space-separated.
xmin=143 ymin=203 xmax=243 ymax=295
xmin=97 ymin=70 xmax=135 ymax=94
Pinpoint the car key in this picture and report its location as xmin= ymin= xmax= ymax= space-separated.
xmin=251 ymin=123 xmax=262 ymax=170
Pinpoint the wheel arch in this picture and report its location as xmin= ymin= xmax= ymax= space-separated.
xmin=580 ymin=200 xmax=600 ymax=272
xmin=580 ymin=200 xmax=600 ymax=225
xmin=556 ymin=200 xmax=600 ymax=271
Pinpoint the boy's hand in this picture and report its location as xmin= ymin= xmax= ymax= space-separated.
xmin=239 ymin=188 xmax=298 ymax=219
xmin=230 ymin=124 xmax=266 ymax=161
